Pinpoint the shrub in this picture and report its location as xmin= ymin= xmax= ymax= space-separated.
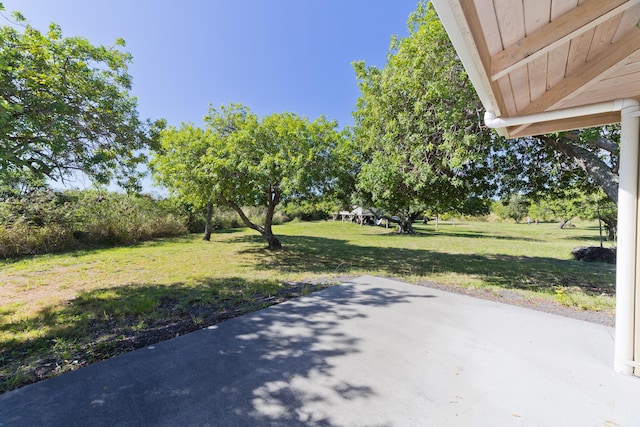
xmin=0 ymin=220 xmax=75 ymax=258
xmin=0 ymin=189 xmax=188 ymax=259
xmin=282 ymin=200 xmax=332 ymax=221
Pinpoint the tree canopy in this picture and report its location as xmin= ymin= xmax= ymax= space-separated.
xmin=0 ymin=10 xmax=157 ymax=191
xmin=151 ymin=103 xmax=347 ymax=249
xmin=351 ymin=1 xmax=621 ymax=236
xmin=352 ymin=2 xmax=494 ymax=232
xmin=491 ymin=125 xmax=619 ymax=204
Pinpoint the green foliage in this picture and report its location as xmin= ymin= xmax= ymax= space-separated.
xmin=283 ymin=199 xmax=334 ymax=221
xmin=500 ymin=194 xmax=530 ymax=223
xmin=202 ymin=206 xmax=289 ymax=231
xmin=70 ymin=190 xmax=187 ymax=245
xmin=0 ymin=168 xmax=47 ymax=198
xmin=0 ymin=189 xmax=187 ymax=258
xmin=0 ymin=13 xmax=160 ymax=191
xmin=529 ymin=189 xmax=617 ymax=238
xmin=527 ymin=201 xmax=556 ymax=223
xmin=151 ymin=103 xmax=346 ymax=247
xmin=352 ymin=2 xmax=494 ymax=230
xmin=491 ymin=126 xmax=620 ymax=207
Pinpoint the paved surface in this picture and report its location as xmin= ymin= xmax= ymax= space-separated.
xmin=1 ymin=275 xmax=639 ymax=426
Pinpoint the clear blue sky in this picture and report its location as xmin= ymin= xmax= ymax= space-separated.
xmin=3 ymin=0 xmax=419 ymax=129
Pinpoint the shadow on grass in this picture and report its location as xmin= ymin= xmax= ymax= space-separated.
xmin=399 ymin=230 xmax=543 ymax=242
xmin=234 ymin=234 xmax=614 ymax=297
xmin=339 ymin=223 xmax=544 ymax=242
xmin=0 ymin=276 xmax=325 ymax=393
xmin=560 ymin=233 xmax=614 ymax=243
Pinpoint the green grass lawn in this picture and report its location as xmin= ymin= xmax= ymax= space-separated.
xmin=0 ymin=219 xmax=615 ymax=392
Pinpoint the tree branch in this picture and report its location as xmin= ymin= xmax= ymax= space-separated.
xmin=563 ymin=130 xmax=618 ymax=154
xmin=225 ymin=198 xmax=264 ymax=234
xmin=540 ymin=135 xmax=618 ymax=204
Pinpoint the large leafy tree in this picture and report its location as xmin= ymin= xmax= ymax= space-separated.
xmin=491 ymin=124 xmax=620 ymax=235
xmin=152 ymin=103 xmax=346 ymax=249
xmin=0 ymin=9 xmax=157 ymax=191
xmin=352 ymin=2 xmax=494 ymax=233
xmin=493 ymin=126 xmax=619 ymax=203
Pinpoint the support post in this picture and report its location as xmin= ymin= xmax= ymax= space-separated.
xmin=614 ymin=104 xmax=640 ymax=374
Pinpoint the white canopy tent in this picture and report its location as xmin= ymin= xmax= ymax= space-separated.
xmin=431 ymin=0 xmax=640 ymax=375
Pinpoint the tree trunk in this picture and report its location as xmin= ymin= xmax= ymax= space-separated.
xmin=261 ymin=231 xmax=282 ymax=250
xmin=224 ymin=186 xmax=284 ymax=250
xmin=603 ymin=219 xmax=617 ymax=241
xmin=396 ymin=218 xmax=415 ymax=234
xmin=262 ymin=185 xmax=282 ymax=249
xmin=202 ymin=202 xmax=213 ymax=241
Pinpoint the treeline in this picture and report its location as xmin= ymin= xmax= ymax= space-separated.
xmin=0 ymin=187 xmax=618 ymax=259
xmin=0 ymin=189 xmax=302 ymax=259
xmin=490 ymin=192 xmax=617 ymax=238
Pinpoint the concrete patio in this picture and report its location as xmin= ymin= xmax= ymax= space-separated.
xmin=1 ymin=275 xmax=638 ymax=426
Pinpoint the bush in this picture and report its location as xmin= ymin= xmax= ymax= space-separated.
xmin=283 ymin=201 xmax=330 ymax=221
xmin=0 ymin=189 xmax=188 ymax=259
xmin=0 ymin=220 xmax=74 ymax=258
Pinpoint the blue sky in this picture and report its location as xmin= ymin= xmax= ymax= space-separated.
xmin=3 ymin=1 xmax=419 ymax=129
xmin=2 ymin=1 xmax=420 ymax=192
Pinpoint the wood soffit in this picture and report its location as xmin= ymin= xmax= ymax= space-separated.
xmin=448 ymin=0 xmax=640 ymax=138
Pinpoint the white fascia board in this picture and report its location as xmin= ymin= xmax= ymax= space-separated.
xmin=431 ymin=0 xmax=508 ymax=137
xmin=484 ymin=99 xmax=640 ymax=128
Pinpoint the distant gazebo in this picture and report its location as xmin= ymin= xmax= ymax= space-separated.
xmin=332 ymin=207 xmax=376 ymax=225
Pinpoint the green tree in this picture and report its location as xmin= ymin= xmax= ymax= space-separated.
xmin=0 ymin=167 xmax=46 ymax=198
xmin=0 ymin=9 xmax=158 ymax=191
xmin=503 ymin=194 xmax=530 ymax=223
xmin=152 ymin=103 xmax=346 ymax=249
xmin=532 ymin=189 xmax=617 ymax=237
xmin=352 ymin=2 xmax=494 ymax=233
xmin=589 ymin=192 xmax=617 ymax=242
xmin=491 ymin=125 xmax=619 ymax=204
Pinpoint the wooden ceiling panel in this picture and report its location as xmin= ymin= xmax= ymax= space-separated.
xmin=507 ymin=111 xmax=621 ymax=138
xmin=613 ymin=3 xmax=640 ymax=42
xmin=529 ymin=56 xmax=549 ymax=100
xmin=489 ymin=0 xmax=632 ymax=81
xmin=493 ymin=0 xmax=525 ymax=48
xmin=555 ymin=45 xmax=640 ymax=109
xmin=497 ymin=75 xmax=517 ymax=115
xmin=551 ymin=0 xmax=579 ymax=19
xmin=524 ymin=0 xmax=551 ymax=34
xmin=609 ymin=57 xmax=640 ymax=78
xmin=565 ymin=27 xmax=596 ymax=75
xmin=510 ymin=67 xmax=532 ymax=111
xmin=547 ymin=42 xmax=570 ymax=90
xmin=567 ymin=76 xmax=640 ymax=105
xmin=472 ymin=0 xmax=503 ymax=55
xmin=520 ymin=26 xmax=640 ymax=114
xmin=587 ymin=14 xmax=623 ymax=61
xmin=436 ymin=0 xmax=640 ymax=138
xmin=599 ymin=72 xmax=640 ymax=90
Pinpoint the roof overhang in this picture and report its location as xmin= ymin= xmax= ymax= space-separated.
xmin=432 ymin=0 xmax=640 ymax=138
